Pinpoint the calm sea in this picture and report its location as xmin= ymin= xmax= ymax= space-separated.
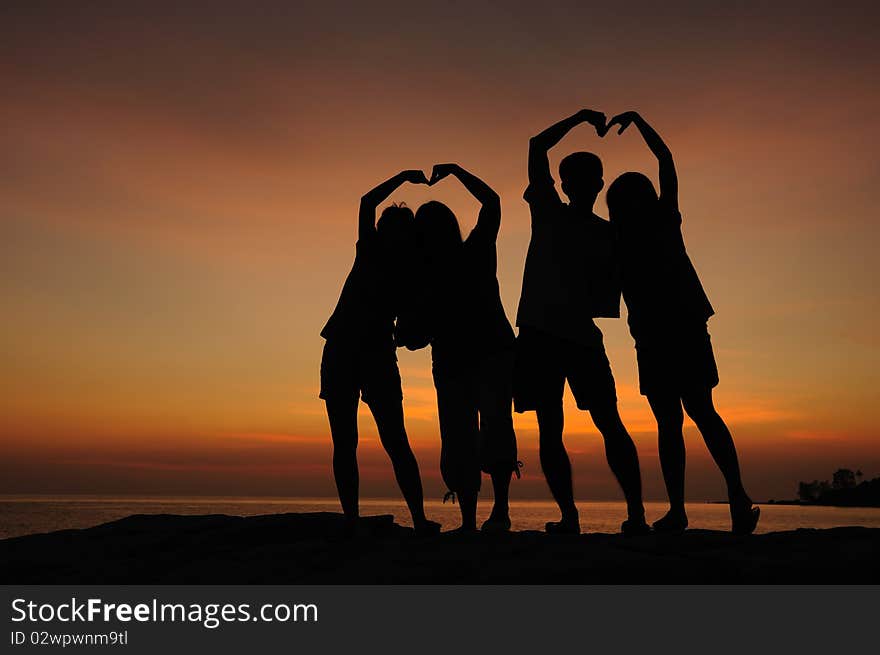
xmin=2 ymin=496 xmax=880 ymax=540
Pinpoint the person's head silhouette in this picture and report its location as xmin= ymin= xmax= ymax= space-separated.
xmin=415 ymin=201 xmax=463 ymax=258
xmin=559 ymin=152 xmax=604 ymax=208
xmin=376 ymin=203 xmax=415 ymax=255
xmin=606 ymin=171 xmax=659 ymax=230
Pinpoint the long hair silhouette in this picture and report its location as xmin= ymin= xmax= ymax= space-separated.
xmin=606 ymin=171 xmax=658 ymax=229
xmin=415 ymin=201 xmax=463 ymax=255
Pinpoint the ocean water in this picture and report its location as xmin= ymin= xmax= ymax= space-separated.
xmin=1 ymin=496 xmax=879 ymax=540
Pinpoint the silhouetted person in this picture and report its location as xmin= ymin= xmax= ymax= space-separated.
xmin=605 ymin=111 xmax=760 ymax=534
xmin=403 ymin=164 xmax=519 ymax=532
xmin=515 ymin=109 xmax=649 ymax=536
xmin=320 ymin=170 xmax=440 ymax=535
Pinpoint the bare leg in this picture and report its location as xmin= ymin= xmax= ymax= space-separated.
xmin=325 ymin=397 xmax=359 ymax=522
xmin=647 ymin=393 xmax=688 ymax=526
xmin=456 ymin=490 xmax=478 ymax=531
xmin=489 ymin=472 xmax=511 ymax=519
xmin=589 ymin=402 xmax=646 ymax=524
xmin=537 ymin=399 xmax=579 ymax=527
xmin=479 ymin=471 xmax=512 ymax=532
xmin=367 ymin=396 xmax=430 ymax=528
xmin=682 ymin=388 xmax=751 ymax=508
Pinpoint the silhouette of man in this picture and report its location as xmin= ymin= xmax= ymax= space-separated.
xmin=515 ymin=109 xmax=648 ymax=535
xmin=320 ymin=170 xmax=439 ymax=535
xmin=605 ymin=111 xmax=759 ymax=534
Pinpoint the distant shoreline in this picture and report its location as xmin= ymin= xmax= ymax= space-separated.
xmin=708 ymin=500 xmax=880 ymax=508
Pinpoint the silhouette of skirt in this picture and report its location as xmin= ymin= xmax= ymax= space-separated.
xmin=513 ymin=326 xmax=617 ymax=413
xmin=432 ymin=347 xmax=518 ymax=495
xmin=319 ymin=340 xmax=402 ymax=405
xmin=631 ymin=321 xmax=719 ymax=396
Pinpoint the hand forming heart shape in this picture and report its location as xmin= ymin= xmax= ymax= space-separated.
xmin=400 ymin=108 xmax=642 ymax=189
xmin=399 ymin=169 xmax=430 ymax=185
xmin=428 ymin=163 xmax=459 ymax=186
xmin=575 ymin=108 xmax=642 ymax=138
xmin=399 ymin=164 xmax=461 ymax=186
xmin=604 ymin=110 xmax=640 ymax=136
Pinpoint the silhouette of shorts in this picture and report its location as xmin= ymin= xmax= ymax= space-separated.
xmin=319 ymin=340 xmax=402 ymax=405
xmin=513 ymin=326 xmax=617 ymax=412
xmin=632 ymin=322 xmax=719 ymax=396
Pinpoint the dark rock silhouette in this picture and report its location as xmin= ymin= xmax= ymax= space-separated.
xmin=1 ymin=513 xmax=877 ymax=584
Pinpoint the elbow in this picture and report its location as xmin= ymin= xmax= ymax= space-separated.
xmin=530 ymin=134 xmax=552 ymax=153
xmin=654 ymin=142 xmax=673 ymax=161
xmin=359 ymin=197 xmax=378 ymax=217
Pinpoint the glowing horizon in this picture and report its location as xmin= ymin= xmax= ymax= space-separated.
xmin=2 ymin=2 xmax=879 ymax=502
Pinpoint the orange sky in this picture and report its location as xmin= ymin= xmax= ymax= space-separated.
xmin=2 ymin=1 xmax=879 ymax=502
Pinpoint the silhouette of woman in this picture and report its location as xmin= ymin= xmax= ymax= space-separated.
xmin=605 ymin=112 xmax=760 ymax=534
xmin=403 ymin=163 xmax=519 ymax=532
xmin=320 ymin=170 xmax=440 ymax=535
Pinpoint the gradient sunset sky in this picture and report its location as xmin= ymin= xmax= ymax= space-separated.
xmin=2 ymin=1 xmax=878 ymax=502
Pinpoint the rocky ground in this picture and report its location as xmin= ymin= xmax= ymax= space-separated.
xmin=2 ymin=512 xmax=877 ymax=583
